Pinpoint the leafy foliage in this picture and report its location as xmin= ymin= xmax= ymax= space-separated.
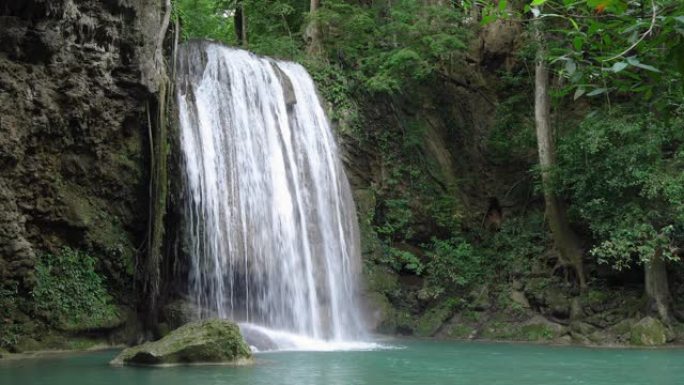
xmin=426 ymin=237 xmax=479 ymax=289
xmin=0 ymin=283 xmax=20 ymax=349
xmin=32 ymin=248 xmax=119 ymax=330
xmin=172 ymin=0 xmax=684 ymax=317
xmin=558 ymin=113 xmax=684 ymax=269
xmin=548 ymin=0 xmax=684 ymax=111
xmin=174 ymin=0 xmax=237 ymax=43
xmin=243 ymin=0 xmax=309 ymax=58
xmin=318 ymin=0 xmax=468 ymax=93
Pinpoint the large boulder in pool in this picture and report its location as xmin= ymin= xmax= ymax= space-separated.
xmin=110 ymin=319 xmax=252 ymax=366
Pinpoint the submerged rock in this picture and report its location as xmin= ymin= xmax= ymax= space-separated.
xmin=110 ymin=319 xmax=252 ymax=366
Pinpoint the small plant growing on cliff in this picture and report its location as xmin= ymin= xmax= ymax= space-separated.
xmin=32 ymin=247 xmax=118 ymax=330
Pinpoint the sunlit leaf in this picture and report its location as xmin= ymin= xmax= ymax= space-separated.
xmin=498 ymin=0 xmax=508 ymax=12
xmin=631 ymin=62 xmax=661 ymax=73
xmin=611 ymin=61 xmax=628 ymax=73
xmin=574 ymin=87 xmax=586 ymax=100
xmin=587 ymin=87 xmax=608 ymax=96
xmin=573 ymin=36 xmax=584 ymax=51
xmin=480 ymin=14 xmax=496 ymax=25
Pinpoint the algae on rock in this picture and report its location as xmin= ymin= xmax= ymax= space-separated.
xmin=630 ymin=317 xmax=671 ymax=346
xmin=110 ymin=319 xmax=252 ymax=366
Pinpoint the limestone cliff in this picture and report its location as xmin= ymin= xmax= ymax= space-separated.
xmin=0 ymin=0 xmax=169 ymax=350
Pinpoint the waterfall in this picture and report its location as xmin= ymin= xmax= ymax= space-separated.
xmin=176 ymin=41 xmax=366 ymax=348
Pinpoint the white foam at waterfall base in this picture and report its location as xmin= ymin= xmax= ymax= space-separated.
xmin=239 ymin=323 xmax=386 ymax=353
xmin=177 ymin=41 xmax=369 ymax=351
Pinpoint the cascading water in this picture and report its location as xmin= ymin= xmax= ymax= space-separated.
xmin=176 ymin=41 xmax=367 ymax=350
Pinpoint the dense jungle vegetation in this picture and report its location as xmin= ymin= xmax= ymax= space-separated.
xmin=1 ymin=0 xmax=683 ymax=352
xmin=171 ymin=0 xmax=684 ymax=332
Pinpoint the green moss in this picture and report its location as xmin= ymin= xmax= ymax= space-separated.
xmin=481 ymin=321 xmax=517 ymax=340
xmin=481 ymin=319 xmax=560 ymax=342
xmin=630 ymin=317 xmax=668 ymax=346
xmin=520 ymin=324 xmax=556 ymax=341
xmin=584 ymin=290 xmax=610 ymax=306
xmin=111 ymin=319 xmax=252 ymax=366
xmin=609 ymin=319 xmax=635 ymax=336
xmin=39 ymin=334 xmax=103 ymax=351
xmin=364 ymin=264 xmax=400 ymax=295
xmin=58 ymin=182 xmax=136 ymax=280
xmin=13 ymin=337 xmax=41 ymax=353
xmin=442 ymin=324 xmax=475 ymax=339
xmin=414 ymin=301 xmax=456 ymax=337
xmin=461 ymin=310 xmax=484 ymax=323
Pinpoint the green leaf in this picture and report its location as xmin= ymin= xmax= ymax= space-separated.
xmin=481 ymin=14 xmax=496 ymax=25
xmin=565 ymin=59 xmax=577 ymax=75
xmin=632 ymin=62 xmax=661 ymax=73
xmin=498 ymin=0 xmax=508 ymax=12
xmin=611 ymin=61 xmax=628 ymax=73
xmin=588 ymin=21 xmax=600 ymax=36
xmin=626 ymin=56 xmax=640 ymax=65
xmin=603 ymin=34 xmax=613 ymax=46
xmin=531 ymin=0 xmax=547 ymax=6
xmin=625 ymin=57 xmax=660 ymax=73
xmin=674 ymin=16 xmax=684 ymax=24
xmin=587 ymin=88 xmax=608 ymax=96
xmin=573 ymin=36 xmax=584 ymax=51
xmin=574 ymin=87 xmax=586 ymax=100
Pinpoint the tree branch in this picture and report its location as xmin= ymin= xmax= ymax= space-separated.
xmin=603 ymin=0 xmax=657 ymax=62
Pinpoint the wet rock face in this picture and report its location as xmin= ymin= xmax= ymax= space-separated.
xmin=0 ymin=0 xmax=163 ymax=301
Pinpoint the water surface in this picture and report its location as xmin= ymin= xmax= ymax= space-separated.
xmin=2 ymin=339 xmax=682 ymax=385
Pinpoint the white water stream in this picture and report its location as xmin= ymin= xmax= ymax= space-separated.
xmin=177 ymin=42 xmax=371 ymax=350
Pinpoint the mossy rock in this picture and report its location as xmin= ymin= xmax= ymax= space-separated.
xmin=110 ymin=319 xmax=252 ymax=366
xmin=629 ymin=317 xmax=670 ymax=346
xmin=364 ymin=264 xmax=400 ymax=295
xmin=519 ymin=324 xmax=557 ymax=342
xmin=12 ymin=336 xmax=42 ymax=353
xmin=441 ymin=323 xmax=476 ymax=339
xmin=381 ymin=310 xmax=416 ymax=335
xmin=163 ymin=299 xmax=200 ymax=330
xmin=414 ymin=301 xmax=456 ymax=337
xmin=480 ymin=321 xmax=518 ymax=340
xmin=38 ymin=334 xmax=103 ymax=351
xmin=481 ymin=315 xmax=564 ymax=342
xmin=611 ymin=318 xmax=635 ymax=334
xmin=363 ymin=292 xmax=395 ymax=332
xmin=542 ymin=287 xmax=571 ymax=318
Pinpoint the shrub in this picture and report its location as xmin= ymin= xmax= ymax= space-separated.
xmin=32 ymin=247 xmax=118 ymax=330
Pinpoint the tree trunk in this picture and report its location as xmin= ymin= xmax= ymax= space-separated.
xmin=533 ymin=19 xmax=586 ymax=289
xmin=306 ymin=0 xmax=322 ymax=56
xmin=235 ymin=1 xmax=248 ymax=47
xmin=645 ymin=248 xmax=671 ymax=323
